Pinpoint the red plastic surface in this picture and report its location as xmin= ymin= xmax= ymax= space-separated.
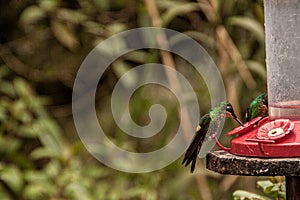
xmin=220 ymin=117 xmax=300 ymax=157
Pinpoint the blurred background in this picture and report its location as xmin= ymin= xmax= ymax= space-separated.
xmin=0 ymin=0 xmax=268 ymax=199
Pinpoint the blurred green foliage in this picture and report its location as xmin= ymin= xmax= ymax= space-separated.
xmin=0 ymin=0 xmax=270 ymax=199
xmin=233 ymin=177 xmax=286 ymax=200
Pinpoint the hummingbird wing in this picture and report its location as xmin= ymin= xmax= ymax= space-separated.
xmin=182 ymin=113 xmax=211 ymax=173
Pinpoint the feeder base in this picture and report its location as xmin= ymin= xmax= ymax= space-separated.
xmin=206 ymin=150 xmax=300 ymax=176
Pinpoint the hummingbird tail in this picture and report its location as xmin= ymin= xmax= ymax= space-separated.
xmin=190 ymin=155 xmax=196 ymax=173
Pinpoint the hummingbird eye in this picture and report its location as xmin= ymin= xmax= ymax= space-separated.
xmin=226 ymin=105 xmax=232 ymax=111
xmin=263 ymin=98 xmax=267 ymax=104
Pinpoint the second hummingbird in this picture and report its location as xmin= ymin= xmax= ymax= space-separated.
xmin=182 ymin=102 xmax=243 ymax=173
xmin=245 ymin=93 xmax=268 ymax=122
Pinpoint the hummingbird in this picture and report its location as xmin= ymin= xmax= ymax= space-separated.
xmin=245 ymin=93 xmax=268 ymax=122
xmin=182 ymin=102 xmax=243 ymax=173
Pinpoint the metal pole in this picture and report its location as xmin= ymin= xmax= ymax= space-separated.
xmin=264 ymin=1 xmax=300 ymax=198
xmin=286 ymin=177 xmax=300 ymax=200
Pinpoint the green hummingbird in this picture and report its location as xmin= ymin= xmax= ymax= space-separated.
xmin=182 ymin=102 xmax=243 ymax=173
xmin=245 ymin=93 xmax=268 ymax=122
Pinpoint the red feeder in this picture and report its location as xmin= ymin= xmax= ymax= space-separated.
xmin=214 ymin=116 xmax=300 ymax=157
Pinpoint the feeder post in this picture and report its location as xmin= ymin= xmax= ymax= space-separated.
xmin=264 ymin=0 xmax=300 ymax=199
xmin=286 ymin=177 xmax=300 ymax=200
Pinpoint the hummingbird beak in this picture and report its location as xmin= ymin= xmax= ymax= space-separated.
xmin=229 ymin=111 xmax=244 ymax=127
xmin=234 ymin=117 xmax=244 ymax=127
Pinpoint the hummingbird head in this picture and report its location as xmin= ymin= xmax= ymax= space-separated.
xmin=259 ymin=93 xmax=268 ymax=110
xmin=246 ymin=93 xmax=269 ymax=122
xmin=224 ymin=103 xmax=244 ymax=126
xmin=261 ymin=94 xmax=268 ymax=106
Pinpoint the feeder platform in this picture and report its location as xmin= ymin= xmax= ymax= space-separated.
xmin=206 ymin=150 xmax=300 ymax=200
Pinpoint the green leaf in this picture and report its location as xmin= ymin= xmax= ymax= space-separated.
xmin=257 ymin=180 xmax=274 ymax=192
xmin=93 ymin=183 xmax=109 ymax=199
xmin=17 ymin=124 xmax=38 ymax=138
xmin=38 ymin=0 xmax=61 ymax=12
xmin=65 ymin=182 xmax=92 ymax=200
xmin=51 ymin=20 xmax=79 ymax=51
xmin=56 ymin=8 xmax=88 ymax=24
xmin=0 ymin=80 xmax=16 ymax=97
xmin=156 ymin=0 xmax=183 ymax=9
xmin=0 ymin=104 xmax=7 ymax=122
xmin=278 ymin=191 xmax=286 ymax=199
xmin=0 ymin=66 xmax=10 ymax=79
xmin=123 ymin=50 xmax=150 ymax=64
xmin=19 ymin=5 xmax=46 ymax=25
xmin=106 ymin=23 xmax=126 ymax=35
xmin=112 ymin=61 xmax=138 ymax=89
xmin=183 ymin=31 xmax=215 ymax=49
xmin=30 ymin=147 xmax=61 ymax=159
xmin=82 ymin=21 xmax=104 ymax=35
xmin=35 ymin=118 xmax=65 ymax=157
xmin=246 ymin=60 xmax=266 ymax=80
xmin=233 ymin=190 xmax=271 ymax=200
xmin=23 ymin=181 xmax=56 ymax=199
xmin=162 ymin=3 xmax=200 ymax=27
xmin=0 ymin=81 xmax=16 ymax=97
xmin=44 ymin=160 xmax=61 ymax=178
xmin=0 ymin=137 xmax=21 ymax=155
xmin=82 ymin=165 xmax=108 ymax=179
xmin=227 ymin=16 xmax=265 ymax=44
xmin=13 ymin=78 xmax=32 ymax=99
xmin=92 ymin=0 xmax=110 ymax=10
xmin=0 ymin=186 xmax=11 ymax=200
xmin=10 ymin=100 xmax=32 ymax=124
xmin=257 ymin=180 xmax=284 ymax=198
xmin=24 ymin=170 xmax=49 ymax=183
xmin=0 ymin=165 xmax=23 ymax=193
